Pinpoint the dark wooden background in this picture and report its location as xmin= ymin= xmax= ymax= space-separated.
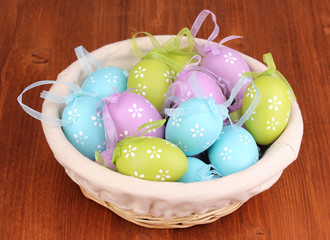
xmin=1 ymin=0 xmax=329 ymax=239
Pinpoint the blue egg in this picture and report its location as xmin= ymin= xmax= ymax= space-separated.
xmin=165 ymin=97 xmax=225 ymax=156
xmin=208 ymin=125 xmax=259 ymax=176
xmin=62 ymin=95 xmax=106 ymax=160
xmin=81 ymin=66 xmax=128 ymax=99
xmin=178 ymin=157 xmax=217 ymax=183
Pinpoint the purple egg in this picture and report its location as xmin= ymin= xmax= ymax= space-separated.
xmin=201 ymin=46 xmax=251 ymax=109
xmin=174 ymin=70 xmax=227 ymax=104
xmin=106 ymin=91 xmax=164 ymax=140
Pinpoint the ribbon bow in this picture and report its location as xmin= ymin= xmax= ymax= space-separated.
xmin=242 ymin=53 xmax=296 ymax=102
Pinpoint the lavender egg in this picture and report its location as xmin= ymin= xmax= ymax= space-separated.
xmin=201 ymin=46 xmax=250 ymax=108
xmin=174 ymin=70 xmax=227 ymax=104
xmin=105 ymin=91 xmax=164 ymax=141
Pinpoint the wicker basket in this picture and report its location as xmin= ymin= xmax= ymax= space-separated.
xmin=41 ymin=36 xmax=303 ymax=229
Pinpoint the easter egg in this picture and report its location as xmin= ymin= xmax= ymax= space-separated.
xmin=174 ymin=70 xmax=226 ymax=104
xmin=105 ymin=91 xmax=164 ymax=141
xmin=112 ymin=137 xmax=188 ymax=182
xmin=242 ymin=75 xmax=291 ymax=145
xmin=165 ymin=97 xmax=226 ymax=156
xmin=208 ymin=125 xmax=259 ymax=176
xmin=127 ymin=59 xmax=175 ymax=111
xmin=201 ymin=46 xmax=250 ymax=108
xmin=178 ymin=157 xmax=216 ymax=183
xmin=62 ymin=95 xmax=106 ymax=160
xmin=167 ymin=53 xmax=197 ymax=75
xmin=81 ymin=66 xmax=128 ymax=100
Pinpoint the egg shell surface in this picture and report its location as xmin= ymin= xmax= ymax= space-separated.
xmin=208 ymin=125 xmax=259 ymax=176
xmin=165 ymin=97 xmax=225 ymax=156
xmin=174 ymin=70 xmax=227 ymax=105
xmin=106 ymin=91 xmax=164 ymax=141
xmin=242 ymin=75 xmax=291 ymax=145
xmin=201 ymin=46 xmax=251 ymax=105
xmin=81 ymin=66 xmax=128 ymax=100
xmin=167 ymin=53 xmax=197 ymax=75
xmin=177 ymin=157 xmax=214 ymax=183
xmin=62 ymin=95 xmax=106 ymax=160
xmin=127 ymin=59 xmax=175 ymax=111
xmin=112 ymin=137 xmax=188 ymax=182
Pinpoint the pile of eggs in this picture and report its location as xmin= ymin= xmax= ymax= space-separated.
xmin=61 ymin=36 xmax=292 ymax=184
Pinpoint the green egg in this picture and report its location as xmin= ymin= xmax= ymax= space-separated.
xmin=127 ymin=59 xmax=174 ymax=111
xmin=168 ymin=53 xmax=197 ymax=75
xmin=242 ymin=75 xmax=291 ymax=145
xmin=112 ymin=136 xmax=188 ymax=182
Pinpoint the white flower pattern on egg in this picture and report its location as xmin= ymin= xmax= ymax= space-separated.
xmin=91 ymin=112 xmax=103 ymax=128
xmin=128 ymin=104 xmax=143 ymax=118
xmin=73 ymin=131 xmax=88 ymax=145
xmin=220 ymin=147 xmax=233 ymax=160
xmin=239 ymin=135 xmax=252 ymax=145
xmin=172 ymin=116 xmax=182 ymax=127
xmin=268 ymin=96 xmax=282 ymax=111
xmin=155 ymin=169 xmax=171 ymax=181
xmin=246 ymin=85 xmax=256 ymax=98
xmin=68 ymin=108 xmax=80 ymax=123
xmin=266 ymin=117 xmax=280 ymax=131
xmin=123 ymin=145 xmax=137 ymax=158
xmin=177 ymin=141 xmax=188 ymax=152
xmin=146 ymin=146 xmax=162 ymax=159
xmin=163 ymin=70 xmax=175 ymax=83
xmin=119 ymin=130 xmax=129 ymax=138
xmin=136 ymin=83 xmax=147 ymax=96
xmin=146 ymin=118 xmax=157 ymax=133
xmin=190 ymin=123 xmax=205 ymax=138
xmin=133 ymin=171 xmax=145 ymax=179
xmin=224 ymin=52 xmax=237 ymax=64
xmin=134 ymin=66 xmax=146 ymax=79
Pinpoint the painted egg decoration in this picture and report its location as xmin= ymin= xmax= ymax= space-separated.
xmin=174 ymin=70 xmax=227 ymax=105
xmin=81 ymin=66 xmax=128 ymax=100
xmin=127 ymin=59 xmax=175 ymax=111
xmin=208 ymin=125 xmax=259 ymax=176
xmin=178 ymin=157 xmax=217 ymax=183
xmin=242 ymin=75 xmax=291 ymax=145
xmin=165 ymin=97 xmax=226 ymax=156
xmin=112 ymin=137 xmax=188 ymax=182
xmin=105 ymin=91 xmax=164 ymax=141
xmin=167 ymin=53 xmax=197 ymax=75
xmin=201 ymin=46 xmax=251 ymax=108
xmin=62 ymin=95 xmax=106 ymax=160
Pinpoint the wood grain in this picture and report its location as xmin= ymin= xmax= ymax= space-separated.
xmin=1 ymin=0 xmax=329 ymax=239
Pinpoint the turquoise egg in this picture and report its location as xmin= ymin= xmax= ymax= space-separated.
xmin=81 ymin=66 xmax=128 ymax=99
xmin=178 ymin=157 xmax=217 ymax=183
xmin=165 ymin=97 xmax=225 ymax=156
xmin=208 ymin=125 xmax=259 ymax=176
xmin=62 ymin=95 xmax=106 ymax=160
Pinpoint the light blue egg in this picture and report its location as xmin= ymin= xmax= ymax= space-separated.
xmin=178 ymin=157 xmax=216 ymax=183
xmin=208 ymin=125 xmax=259 ymax=176
xmin=81 ymin=66 xmax=128 ymax=99
xmin=165 ymin=97 xmax=225 ymax=156
xmin=62 ymin=95 xmax=106 ymax=160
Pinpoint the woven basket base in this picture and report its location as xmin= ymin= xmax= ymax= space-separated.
xmin=80 ymin=186 xmax=243 ymax=229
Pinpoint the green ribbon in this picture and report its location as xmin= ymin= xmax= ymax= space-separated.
xmin=242 ymin=53 xmax=296 ymax=102
xmin=130 ymin=28 xmax=197 ymax=73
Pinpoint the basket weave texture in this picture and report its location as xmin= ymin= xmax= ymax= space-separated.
xmin=41 ymin=36 xmax=304 ymax=228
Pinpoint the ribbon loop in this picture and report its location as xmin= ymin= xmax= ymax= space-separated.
xmin=242 ymin=53 xmax=296 ymax=102
xmin=74 ymin=45 xmax=102 ymax=76
xmin=190 ymin=9 xmax=219 ymax=43
xmin=17 ymin=80 xmax=84 ymax=127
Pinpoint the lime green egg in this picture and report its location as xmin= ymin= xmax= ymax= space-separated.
xmin=128 ymin=59 xmax=175 ymax=111
xmin=112 ymin=137 xmax=188 ymax=182
xmin=242 ymin=75 xmax=291 ymax=145
xmin=168 ymin=53 xmax=197 ymax=75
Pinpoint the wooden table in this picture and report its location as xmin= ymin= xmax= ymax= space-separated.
xmin=1 ymin=0 xmax=329 ymax=239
